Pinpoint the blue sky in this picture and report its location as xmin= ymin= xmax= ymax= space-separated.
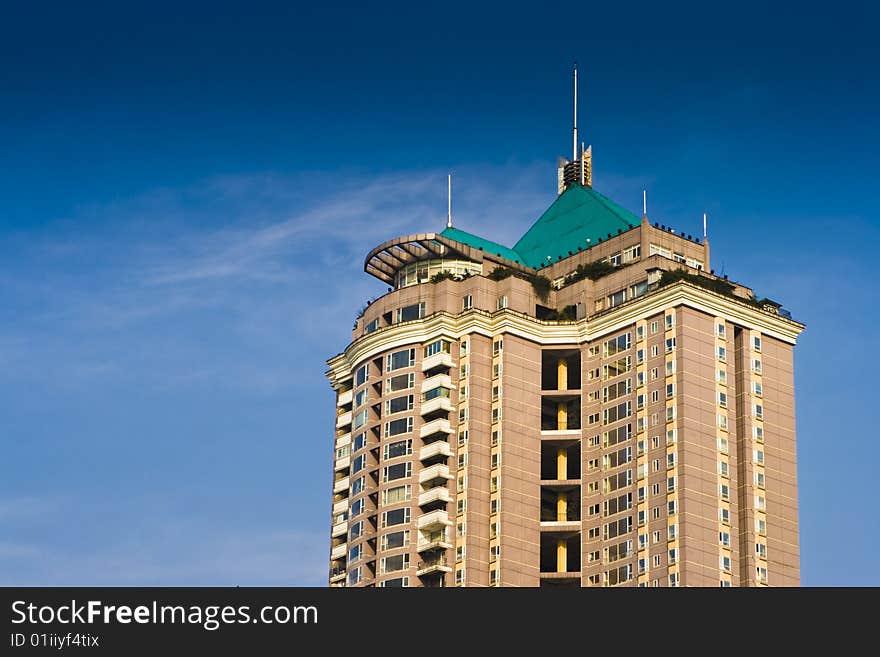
xmin=1 ymin=1 xmax=877 ymax=585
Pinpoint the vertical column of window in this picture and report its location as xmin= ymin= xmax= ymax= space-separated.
xmin=663 ymin=310 xmax=680 ymax=587
xmin=488 ymin=337 xmax=504 ymax=585
xmin=377 ymin=348 xmax=418 ymax=587
xmin=749 ymin=331 xmax=768 ymax=585
xmin=632 ymin=320 xmax=650 ymax=585
xmin=454 ymin=340 xmax=470 ymax=586
xmin=583 ymin=342 xmax=602 ymax=585
xmin=713 ymin=318 xmax=736 ymax=587
xmin=345 ymin=361 xmax=375 ymax=587
xmin=716 ymin=321 xmax=734 ymax=586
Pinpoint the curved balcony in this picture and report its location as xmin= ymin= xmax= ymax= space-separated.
xmin=420 ymin=418 xmax=453 ymax=440
xmin=419 ymin=441 xmax=453 ymax=462
xmin=421 ymin=396 xmax=453 ymax=416
xmin=417 ymin=509 xmax=453 ymax=531
xmin=419 ymin=463 xmax=453 ymax=485
xmin=422 ymin=351 xmax=453 ymax=373
xmin=418 ymin=487 xmax=452 ymax=507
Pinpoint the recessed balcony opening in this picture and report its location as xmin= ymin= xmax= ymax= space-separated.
xmin=541 ymin=349 xmax=581 ymax=391
xmin=541 ymin=397 xmax=581 ymax=431
xmin=540 ymin=534 xmax=581 ymax=573
xmin=540 ymin=442 xmax=581 ymax=480
xmin=540 ymin=486 xmax=581 ymax=522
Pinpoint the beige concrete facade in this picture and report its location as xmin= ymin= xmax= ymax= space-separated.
xmin=326 ymin=214 xmax=804 ymax=587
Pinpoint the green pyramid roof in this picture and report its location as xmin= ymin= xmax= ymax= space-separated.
xmin=513 ymin=184 xmax=641 ymax=268
xmin=439 ymin=185 xmax=641 ymax=270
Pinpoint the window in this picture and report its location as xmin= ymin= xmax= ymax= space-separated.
xmin=630 ymin=281 xmax=648 ymax=299
xmin=380 ymin=577 xmax=409 ymax=588
xmin=756 ymin=542 xmax=767 ymax=559
xmin=492 ymin=385 xmax=500 ymax=401
xmin=665 ymin=360 xmax=675 ymax=376
xmin=719 ymin=460 xmax=729 ymax=477
xmin=718 ymin=436 xmax=728 ymax=453
xmin=754 ymin=449 xmax=765 ymax=465
xmin=665 ymin=338 xmax=676 ymax=354
xmin=603 ymin=492 xmax=633 ymax=516
xmin=667 ymin=476 xmax=676 ymax=493
xmin=349 ymin=520 xmax=364 ymax=540
xmin=348 ymin=543 xmax=362 ymax=563
xmin=382 ymin=484 xmax=411 ymax=505
xmin=667 ymin=500 xmax=677 ymax=515
xmin=652 ymin=554 xmax=661 ymax=567
xmin=354 ymin=388 xmax=369 ymax=409
xmin=666 ymin=406 xmax=676 ymax=422
xmin=673 ymin=252 xmax=686 ymax=264
xmin=609 ymin=252 xmax=622 ymax=266
xmin=458 ymin=430 xmax=468 ymax=447
xmin=717 ymin=369 xmax=727 ymax=385
xmin=637 ymin=486 xmax=646 ymax=503
xmin=336 ymin=444 xmax=351 ymax=460
xmin=666 ymin=429 xmax=677 ymax=445
xmin=588 ymin=527 xmax=600 ymax=539
xmin=386 ymin=373 xmax=414 ymax=393
xmin=385 ymin=394 xmax=414 ymax=414
xmin=603 ymin=357 xmax=632 ymax=380
xmin=649 ymin=244 xmax=672 ymax=259
xmin=462 ymin=295 xmax=473 ymax=310
xmin=651 ymin=345 xmax=659 ymax=358
xmin=755 ymin=495 xmax=766 ymax=511
xmin=491 ymin=453 xmax=500 ymax=469
xmin=666 ymin=383 xmax=675 ymax=399
xmin=603 ymin=401 xmax=632 ymax=424
xmin=383 ymin=462 xmax=411 ymax=482
xmin=491 ymin=430 xmax=500 ymax=446
xmin=666 ymin=453 xmax=676 ymax=469
xmin=351 ymin=454 xmax=366 ymax=475
xmin=717 ymin=391 xmax=728 ymax=408
xmin=384 ymin=417 xmax=413 ymax=437
xmin=753 ymin=359 xmax=762 ymax=374
xmin=492 ymin=407 xmax=501 ymax=423
xmin=490 ymin=499 xmax=499 ymax=514
xmin=460 ymin=364 xmax=469 ymax=378
xmin=380 ymin=553 xmax=409 ymax=574
xmin=753 ymin=335 xmax=762 ymax=352
xmin=382 ymin=507 xmax=410 ymax=527
xmin=587 ymin=413 xmax=600 ymax=425
xmin=754 ymin=404 xmax=764 ymax=420
xmin=386 ymin=348 xmax=415 ymax=371
xmin=636 ymin=348 xmax=646 ymax=364
xmin=603 ymin=446 xmax=632 ymax=469
xmin=668 ymin=524 xmax=677 ymax=540
xmin=755 ymin=471 xmax=766 ymax=488
xmin=717 ymin=324 xmax=726 ymax=338
xmin=650 ymin=320 xmax=659 ymax=334
xmin=638 ymin=533 xmax=647 ymax=549
xmin=424 ymin=339 xmax=449 ymax=357
xmin=651 ymin=367 xmax=658 ymax=380
xmin=364 ymin=317 xmax=380 ymax=334
xmin=636 ymin=417 xmax=646 ymax=433
xmin=721 ymin=555 xmax=731 ymax=572
xmin=669 ymin=548 xmax=679 ymax=565
xmin=460 ymin=339 xmax=468 ymax=355
xmin=720 ymin=483 xmax=730 ymax=500
xmin=665 ymin=314 xmax=674 ymax=329
xmin=457 ymin=453 xmax=468 ymax=468
xmin=651 ymin=506 xmax=660 ymax=520
xmin=456 ymin=546 xmax=465 ymax=562
xmin=603 ymin=469 xmax=633 ymax=493
xmin=604 ymin=333 xmax=632 ymax=357
xmin=753 ymin=381 xmax=763 ymax=396
xmin=717 ymin=346 xmax=727 ymax=362
xmin=496 ymin=296 xmax=508 ymax=310
xmin=719 ymin=507 xmax=730 ymax=524
xmin=636 ymin=325 xmax=645 ymax=341
xmin=608 ymin=289 xmax=626 ymax=307
xmin=381 ymin=530 xmax=409 ymax=550
xmin=603 ymin=516 xmax=633 ymax=540
xmin=455 ymin=570 xmax=464 ymax=585
xmin=669 ymin=573 xmax=679 ymax=587
xmin=489 ymin=569 xmax=499 ymax=585
xmin=493 ymin=363 xmax=502 ymax=378
xmin=719 ymin=531 xmax=731 ymax=547
xmin=754 ymin=426 xmax=764 ymax=442
xmin=458 ymin=407 xmax=468 ymax=423
xmin=588 ymin=503 xmax=601 ymax=517
xmin=347 ymin=567 xmax=362 ymax=586
xmin=423 ymin=387 xmax=450 ymax=403
xmin=604 ymin=423 xmax=632 ymax=447
xmin=384 ymin=439 xmax=412 ymax=459
xmin=756 ymin=566 xmax=768 ymax=584
xmin=638 ymin=439 xmax=646 ymax=456
xmin=396 ymin=302 xmax=425 ymax=323
xmin=355 ymin=364 xmax=369 ymax=387
xmin=637 ymin=372 xmax=645 ymax=387
xmin=718 ymin=414 xmax=728 ymax=431
xmin=352 ymin=409 xmax=368 ymax=430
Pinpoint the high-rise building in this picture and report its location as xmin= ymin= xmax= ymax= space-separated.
xmin=325 ymin=77 xmax=804 ymax=588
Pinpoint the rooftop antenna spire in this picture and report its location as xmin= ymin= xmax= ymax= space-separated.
xmin=643 ymin=190 xmax=648 ymax=217
xmin=703 ymin=212 xmax=707 ymax=240
xmin=446 ymin=173 xmax=453 ymax=229
xmin=572 ymin=62 xmax=578 ymax=161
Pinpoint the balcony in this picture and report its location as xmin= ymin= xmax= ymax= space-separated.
xmin=334 ymin=456 xmax=350 ymax=472
xmin=335 ymin=432 xmax=351 ymax=448
xmin=417 ymin=555 xmax=452 ymax=577
xmin=420 ymin=417 xmax=453 ymax=440
xmin=333 ymin=476 xmax=350 ymax=494
xmin=336 ymin=410 xmax=352 ymax=429
xmin=419 ymin=441 xmax=453 ymax=462
xmin=332 ymin=499 xmax=349 ymax=515
xmin=421 ymin=351 xmax=453 ymax=373
xmin=417 ymin=538 xmax=453 ymax=553
xmin=329 ymin=567 xmax=346 ymax=583
xmin=330 ymin=543 xmax=347 ymax=561
xmin=419 ymin=463 xmax=453 ymax=485
xmin=420 ymin=396 xmax=453 ymax=416
xmin=331 ymin=521 xmax=348 ymax=538
xmin=337 ymin=389 xmax=353 ymax=407
xmin=417 ymin=509 xmax=452 ymax=531
xmin=421 ymin=373 xmax=452 ymax=394
xmin=418 ymin=487 xmax=452 ymax=506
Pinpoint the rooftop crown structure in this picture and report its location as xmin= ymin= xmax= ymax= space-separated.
xmin=325 ymin=71 xmax=804 ymax=588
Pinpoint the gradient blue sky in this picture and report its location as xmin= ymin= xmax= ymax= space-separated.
xmin=1 ymin=2 xmax=877 ymax=586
